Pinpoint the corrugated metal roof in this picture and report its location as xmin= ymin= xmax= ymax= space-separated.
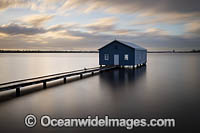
xmin=117 ymin=40 xmax=146 ymax=50
xmin=99 ymin=40 xmax=146 ymax=50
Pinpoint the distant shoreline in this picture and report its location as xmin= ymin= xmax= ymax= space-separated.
xmin=0 ymin=50 xmax=98 ymax=53
xmin=0 ymin=50 xmax=200 ymax=53
xmin=148 ymin=51 xmax=200 ymax=53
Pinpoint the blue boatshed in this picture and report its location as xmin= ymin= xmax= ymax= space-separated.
xmin=99 ymin=40 xmax=147 ymax=66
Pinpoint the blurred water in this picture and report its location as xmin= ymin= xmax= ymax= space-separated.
xmin=0 ymin=53 xmax=98 ymax=83
xmin=0 ymin=53 xmax=200 ymax=133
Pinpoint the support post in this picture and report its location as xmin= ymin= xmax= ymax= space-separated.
xmin=134 ymin=65 xmax=137 ymax=69
xmin=43 ymin=81 xmax=47 ymax=89
xmin=16 ymin=87 xmax=20 ymax=97
xmin=91 ymin=72 xmax=94 ymax=75
xmin=100 ymin=69 xmax=103 ymax=73
xmin=80 ymin=74 xmax=83 ymax=79
xmin=64 ymin=77 xmax=67 ymax=83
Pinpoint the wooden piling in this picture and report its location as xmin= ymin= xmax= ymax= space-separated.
xmin=134 ymin=65 xmax=137 ymax=69
xmin=64 ymin=77 xmax=67 ymax=83
xmin=43 ymin=81 xmax=47 ymax=89
xmin=100 ymin=69 xmax=103 ymax=73
xmin=16 ymin=88 xmax=20 ymax=96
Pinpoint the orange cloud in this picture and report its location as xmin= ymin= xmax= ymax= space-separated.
xmin=21 ymin=14 xmax=54 ymax=27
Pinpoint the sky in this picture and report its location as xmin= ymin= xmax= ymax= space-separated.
xmin=0 ymin=0 xmax=200 ymax=50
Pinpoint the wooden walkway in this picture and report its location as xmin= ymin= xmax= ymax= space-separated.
xmin=0 ymin=66 xmax=116 ymax=96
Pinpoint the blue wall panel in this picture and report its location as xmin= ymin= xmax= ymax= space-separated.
xmin=99 ymin=41 xmax=147 ymax=66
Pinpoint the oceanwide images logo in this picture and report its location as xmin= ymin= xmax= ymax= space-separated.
xmin=24 ymin=114 xmax=175 ymax=130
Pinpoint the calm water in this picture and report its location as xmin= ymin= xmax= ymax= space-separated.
xmin=0 ymin=53 xmax=200 ymax=133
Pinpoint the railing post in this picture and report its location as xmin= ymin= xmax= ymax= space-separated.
xmin=64 ymin=77 xmax=67 ymax=83
xmin=16 ymin=87 xmax=20 ymax=97
xmin=43 ymin=81 xmax=47 ymax=89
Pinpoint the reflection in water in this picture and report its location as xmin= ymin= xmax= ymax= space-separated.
xmin=100 ymin=66 xmax=146 ymax=89
xmin=0 ymin=53 xmax=200 ymax=133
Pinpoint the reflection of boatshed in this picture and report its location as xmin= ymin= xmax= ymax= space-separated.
xmin=99 ymin=40 xmax=147 ymax=66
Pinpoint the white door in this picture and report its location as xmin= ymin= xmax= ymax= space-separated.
xmin=114 ymin=54 xmax=119 ymax=65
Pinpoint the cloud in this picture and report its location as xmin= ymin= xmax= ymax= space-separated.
xmin=145 ymin=28 xmax=169 ymax=35
xmin=0 ymin=22 xmax=85 ymax=37
xmin=83 ymin=17 xmax=140 ymax=36
xmin=2 ymin=20 xmax=199 ymax=50
xmin=41 ymin=30 xmax=84 ymax=40
xmin=0 ymin=22 xmax=85 ymax=46
xmin=59 ymin=0 xmax=200 ymax=34
xmin=47 ymin=23 xmax=80 ymax=32
xmin=2 ymin=0 xmax=200 ymax=25
xmin=20 ymin=14 xmax=54 ymax=27
xmin=0 ymin=33 xmax=8 ymax=38
xmin=185 ymin=21 xmax=200 ymax=36
xmin=0 ymin=23 xmax=46 ymax=35
xmin=85 ymin=17 xmax=117 ymax=33
xmin=0 ymin=0 xmax=32 ymax=11
xmin=0 ymin=0 xmax=200 ymax=50
xmin=0 ymin=0 xmax=65 ymax=12
xmin=1 ymin=28 xmax=200 ymax=50
xmin=30 ymin=0 xmax=66 ymax=12
xmin=59 ymin=0 xmax=200 ymax=14
xmin=132 ymin=12 xmax=200 ymax=26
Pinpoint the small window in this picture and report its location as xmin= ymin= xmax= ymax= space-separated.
xmin=104 ymin=54 xmax=109 ymax=60
xmin=124 ymin=54 xmax=128 ymax=60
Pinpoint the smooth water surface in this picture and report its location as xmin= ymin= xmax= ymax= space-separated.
xmin=0 ymin=53 xmax=200 ymax=133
